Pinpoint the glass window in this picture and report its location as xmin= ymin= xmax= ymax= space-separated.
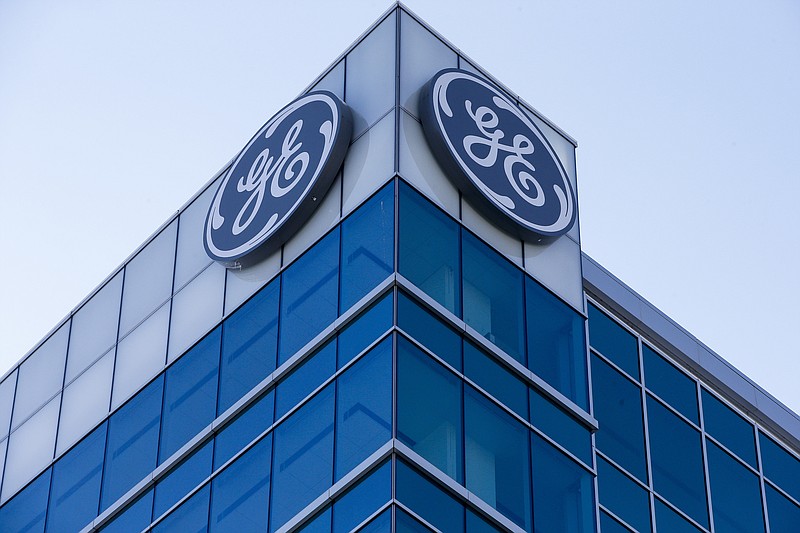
xmin=759 ymin=433 xmax=800 ymax=502
xmin=46 ymin=423 xmax=107 ymax=533
xmin=599 ymin=511 xmax=634 ymax=533
xmin=526 ymin=277 xmax=588 ymax=409
xmin=702 ymin=389 xmax=756 ymax=467
xmin=335 ymin=338 xmax=392 ymax=480
xmin=154 ymin=440 xmax=213 ymax=519
xmin=0 ymin=468 xmax=51 ymax=533
xmin=209 ymin=434 xmax=272 ymax=533
xmin=399 ymin=183 xmax=460 ymax=316
xmin=13 ymin=322 xmax=68 ymax=427
xmin=464 ymin=341 xmax=527 ymax=419
xmin=530 ymin=388 xmax=592 ymax=466
xmin=587 ymin=303 xmax=639 ymax=379
xmin=643 ymin=345 xmax=697 ymax=424
xmin=340 ymin=182 xmax=394 ymax=312
xmin=465 ymin=386 xmax=531 ymax=530
xmin=99 ymin=488 xmax=153 ymax=533
xmin=358 ymin=507 xmax=392 ymax=532
xmin=653 ymin=498 xmax=703 ymax=533
xmin=219 ymin=278 xmax=279 ymax=415
xmin=168 ymin=263 xmax=225 ymax=362
xmin=466 ymin=509 xmax=503 ymax=533
xmin=395 ymin=459 xmax=465 ymax=532
xmin=597 ymin=455 xmax=651 ymax=533
xmin=591 ymin=355 xmax=648 ymax=482
xmin=298 ymin=506 xmax=331 ymax=533
xmin=276 ymin=339 xmax=336 ymax=420
xmin=174 ymin=181 xmax=218 ymax=290
xmin=270 ymin=384 xmax=335 ymax=530
xmin=160 ymin=328 xmax=220 ymax=463
xmin=332 ymin=460 xmax=391 ymax=533
xmin=0 ymin=371 xmax=17 ymax=440
xmin=462 ymin=232 xmax=525 ymax=364
xmin=707 ymin=440 xmax=764 ymax=533
xmin=337 ymin=291 xmax=393 ymax=369
xmin=647 ymin=396 xmax=708 ymax=528
xmin=101 ymin=376 xmax=163 ymax=511
xmin=213 ymin=390 xmax=274 ymax=470
xmin=397 ymin=337 xmax=463 ymax=483
xmin=152 ymin=483 xmax=210 ymax=533
xmin=765 ymin=483 xmax=800 ymax=533
xmin=397 ymin=291 xmax=462 ymax=371
xmin=531 ymin=434 xmax=596 ymax=533
xmin=395 ymin=506 xmax=435 ymax=532
xmin=279 ymin=228 xmax=340 ymax=365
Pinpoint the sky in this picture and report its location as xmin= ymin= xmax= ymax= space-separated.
xmin=1 ymin=1 xmax=798 ymax=414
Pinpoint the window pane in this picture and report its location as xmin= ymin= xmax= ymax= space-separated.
xmin=160 ymin=328 xmax=220 ymax=463
xmin=46 ymin=423 xmax=107 ymax=533
xmin=152 ymin=483 xmax=210 ymax=533
xmin=335 ymin=338 xmax=392 ymax=480
xmin=643 ymin=346 xmax=697 ymax=424
xmin=209 ymin=434 xmax=272 ymax=533
xmin=647 ymin=396 xmax=708 ymax=528
xmin=395 ymin=459 xmax=465 ymax=532
xmin=168 ymin=264 xmax=225 ymax=362
xmin=462 ymin=232 xmax=524 ymax=364
xmin=270 ymin=385 xmax=335 ymax=530
xmin=654 ymin=499 xmax=703 ymax=533
xmin=464 ymin=341 xmax=527 ymax=419
xmin=591 ymin=355 xmax=647 ymax=482
xmin=765 ymin=483 xmax=800 ymax=533
xmin=399 ymin=183 xmax=460 ymax=316
xmin=526 ymin=277 xmax=588 ymax=409
xmin=13 ymin=322 xmax=68 ymax=428
xmin=397 ymin=337 xmax=463 ymax=483
xmin=530 ymin=389 xmax=592 ymax=466
xmin=397 ymin=291 xmax=462 ymax=371
xmin=358 ymin=507 xmax=391 ymax=533
xmin=101 ymin=376 xmax=163 ymax=511
xmin=337 ymin=292 xmax=393 ymax=369
xmin=279 ymin=229 xmax=340 ymax=365
xmin=597 ymin=456 xmax=651 ymax=533
xmin=219 ymin=278 xmax=279 ymax=414
xmin=276 ymin=339 xmax=336 ymax=420
xmin=99 ymin=489 xmax=153 ymax=533
xmin=298 ymin=506 xmax=331 ymax=533
xmin=395 ymin=507 xmax=435 ymax=532
xmin=174 ymin=181 xmax=218 ymax=290
xmin=532 ymin=435 xmax=596 ymax=533
xmin=759 ymin=433 xmax=800 ymax=502
xmin=599 ymin=511 xmax=634 ymax=533
xmin=332 ymin=460 xmax=391 ymax=533
xmin=466 ymin=509 xmax=503 ymax=533
xmin=340 ymin=182 xmax=394 ymax=312
xmin=702 ymin=389 xmax=756 ymax=467
xmin=587 ymin=303 xmax=639 ymax=380
xmin=0 ymin=468 xmax=51 ymax=533
xmin=154 ymin=440 xmax=213 ymax=519
xmin=214 ymin=390 xmax=274 ymax=470
xmin=0 ymin=371 xmax=17 ymax=440
xmin=465 ymin=386 xmax=531 ymax=530
xmin=707 ymin=441 xmax=765 ymax=533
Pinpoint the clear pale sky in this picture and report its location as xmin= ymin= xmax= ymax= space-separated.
xmin=1 ymin=1 xmax=798 ymax=413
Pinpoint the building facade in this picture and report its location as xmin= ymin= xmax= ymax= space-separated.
xmin=1 ymin=5 xmax=799 ymax=533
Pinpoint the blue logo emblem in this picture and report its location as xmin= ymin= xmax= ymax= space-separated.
xmin=420 ymin=69 xmax=576 ymax=239
xmin=205 ymin=92 xmax=352 ymax=264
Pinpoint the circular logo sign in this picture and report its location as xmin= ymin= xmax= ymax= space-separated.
xmin=205 ymin=91 xmax=352 ymax=265
xmin=419 ymin=69 xmax=576 ymax=239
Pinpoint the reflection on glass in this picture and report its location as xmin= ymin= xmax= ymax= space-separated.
xmin=587 ymin=303 xmax=639 ymax=379
xmin=643 ymin=345 xmax=697 ymax=424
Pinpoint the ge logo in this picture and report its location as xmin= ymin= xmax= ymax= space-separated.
xmin=205 ymin=92 xmax=352 ymax=265
xmin=420 ymin=69 xmax=576 ymax=239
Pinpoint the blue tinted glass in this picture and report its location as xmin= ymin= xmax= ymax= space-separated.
xmin=99 ymin=488 xmax=153 ymax=533
xmin=276 ymin=339 xmax=336 ymax=420
xmin=154 ymin=440 xmax=213 ymax=519
xmin=526 ymin=277 xmax=588 ymax=409
xmin=213 ymin=390 xmax=274 ymax=469
xmin=765 ymin=484 xmax=800 ymax=533
xmin=759 ymin=433 xmax=800 ymax=502
xmin=466 ymin=509 xmax=503 ymax=532
xmin=397 ymin=337 xmax=463 ymax=482
xmin=465 ymin=386 xmax=531 ymax=530
xmin=102 ymin=376 xmax=163 ymax=510
xmin=219 ymin=279 xmax=279 ymax=414
xmin=591 ymin=355 xmax=647 ymax=482
xmin=332 ymin=460 xmax=391 ymax=533
xmin=340 ymin=182 xmax=394 ymax=312
xmin=152 ymin=483 xmax=209 ymax=533
xmin=532 ymin=434 xmax=596 ymax=533
xmin=395 ymin=460 xmax=465 ymax=532
xmin=462 ymin=232 xmax=525 ymax=364
xmin=398 ymin=182 xmax=460 ymax=316
xmin=298 ymin=506 xmax=331 ymax=532
xmin=395 ymin=507 xmax=435 ymax=532
xmin=707 ymin=441 xmax=764 ymax=532
xmin=46 ymin=423 xmax=106 ymax=533
xmin=279 ymin=229 xmax=340 ymax=364
xmin=654 ymin=499 xmax=703 ymax=533
xmin=338 ymin=291 xmax=393 ymax=368
xmin=160 ymin=328 xmax=220 ymax=463
xmin=642 ymin=346 xmax=697 ymax=424
xmin=647 ymin=396 xmax=708 ymax=528
xmin=587 ymin=303 xmax=639 ymax=379
xmin=0 ymin=468 xmax=50 ymax=533
xmin=464 ymin=341 xmax=527 ymax=419
xmin=358 ymin=507 xmax=391 ymax=532
xmin=597 ymin=456 xmax=651 ymax=533
xmin=209 ymin=434 xmax=271 ymax=533
xmin=530 ymin=389 xmax=592 ymax=466
xmin=271 ymin=384 xmax=335 ymax=530
xmin=397 ymin=291 xmax=462 ymax=371
xmin=599 ymin=511 xmax=633 ymax=533
xmin=335 ymin=338 xmax=392 ymax=480
xmin=702 ymin=389 xmax=756 ymax=467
